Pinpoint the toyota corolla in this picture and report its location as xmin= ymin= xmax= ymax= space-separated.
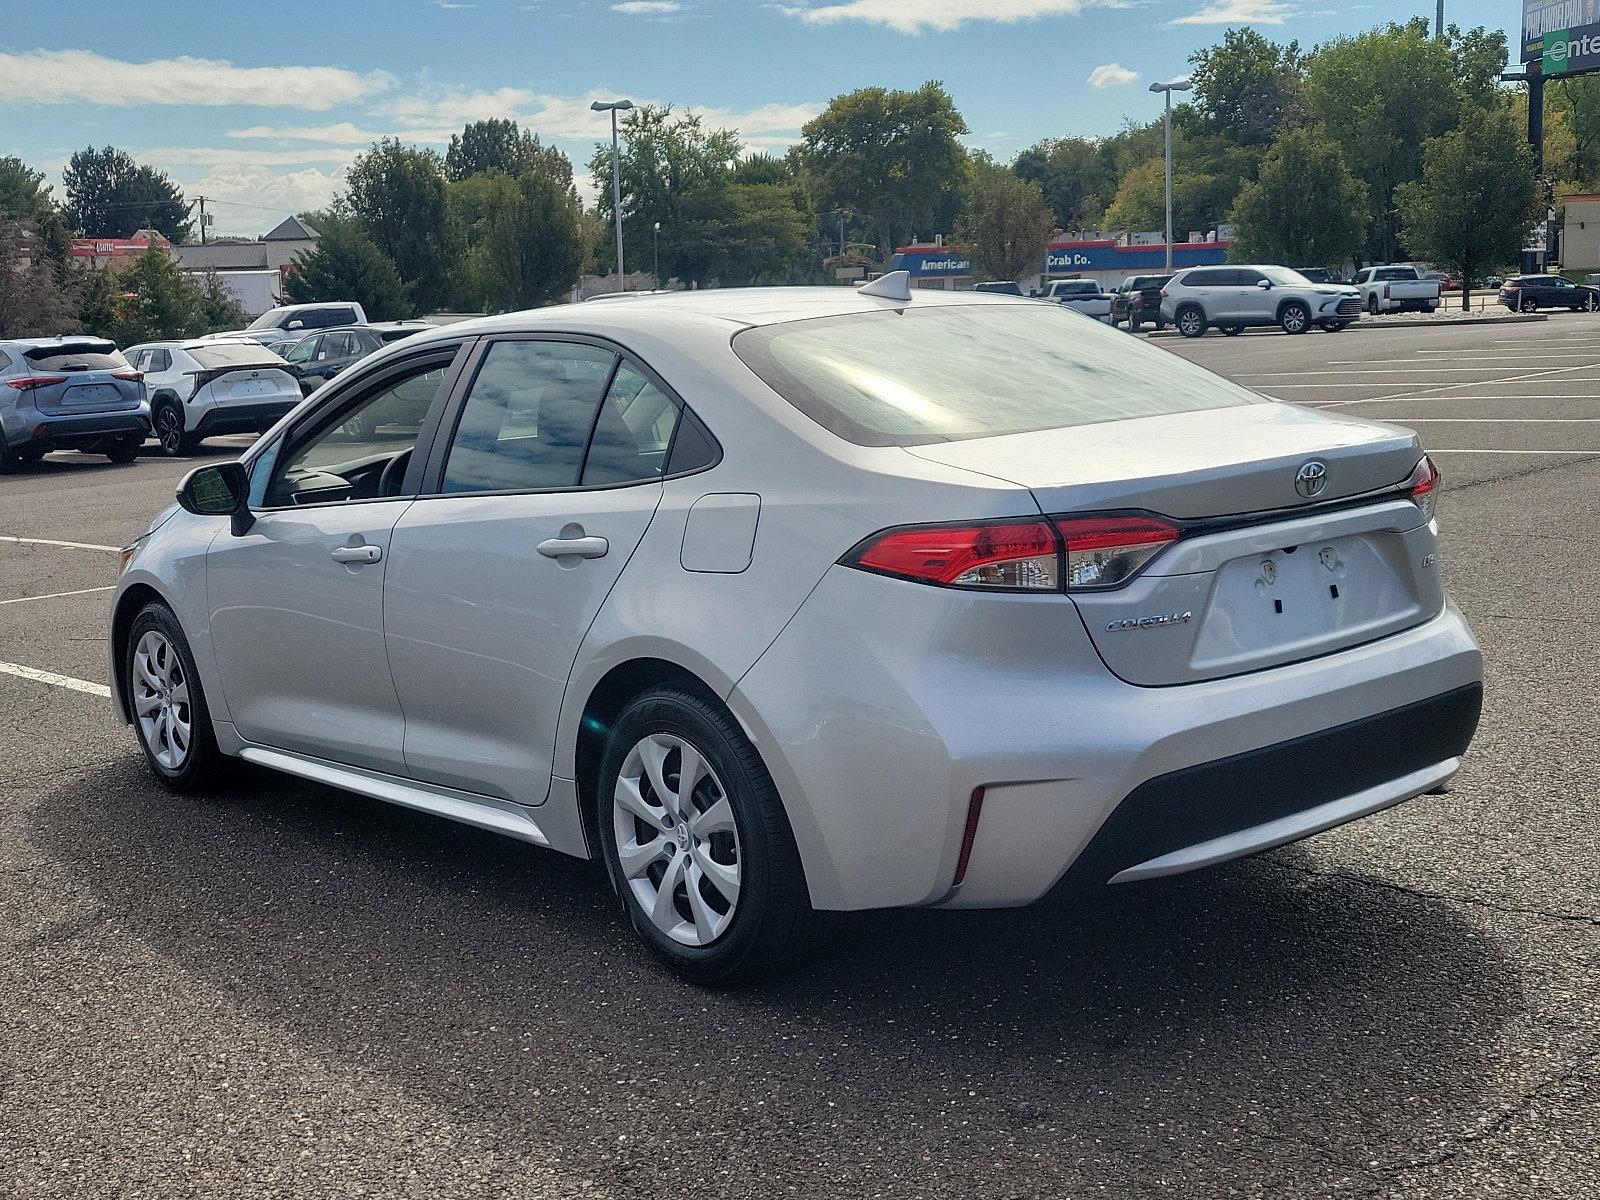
xmin=109 ymin=276 xmax=1482 ymax=983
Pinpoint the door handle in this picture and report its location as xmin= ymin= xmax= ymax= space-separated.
xmin=331 ymin=544 xmax=382 ymax=564
xmin=537 ymin=535 xmax=609 ymax=561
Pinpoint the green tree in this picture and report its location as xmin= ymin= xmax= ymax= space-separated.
xmin=343 ymin=139 xmax=458 ymax=310
xmin=285 ymin=221 xmax=410 ymax=319
xmin=62 ymin=146 xmax=191 ymax=241
xmin=1398 ymin=109 xmax=1538 ymax=312
xmin=957 ymin=166 xmax=1057 ymax=282
xmin=74 ymin=248 xmax=218 ymax=344
xmin=1304 ymin=20 xmax=1470 ymax=263
xmin=1445 ymin=23 xmax=1511 ymax=109
xmin=1188 ymin=28 xmax=1303 ymax=148
xmin=0 ymin=221 xmax=78 ymax=338
xmin=195 ymin=269 xmax=247 ymax=332
xmin=1231 ymin=126 xmax=1368 ymax=270
xmin=1101 ymin=158 xmax=1223 ymax=238
xmin=450 ymin=169 xmax=585 ymax=311
xmin=0 ymin=157 xmax=54 ymax=222
xmin=1012 ymin=136 xmax=1116 ymax=229
xmin=446 ymin=118 xmax=573 ymax=189
xmin=799 ymin=82 xmax=971 ymax=258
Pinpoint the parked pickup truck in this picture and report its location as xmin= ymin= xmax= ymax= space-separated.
xmin=1038 ymin=278 xmax=1113 ymax=322
xmin=1353 ymin=265 xmax=1441 ymax=315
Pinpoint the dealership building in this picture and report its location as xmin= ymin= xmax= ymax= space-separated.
xmin=888 ymin=235 xmax=1232 ymax=292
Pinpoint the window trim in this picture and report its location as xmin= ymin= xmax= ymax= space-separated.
xmin=247 ymin=340 xmax=472 ymax=513
xmin=411 ymin=331 xmax=722 ymax=503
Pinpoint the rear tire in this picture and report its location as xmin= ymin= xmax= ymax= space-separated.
xmin=597 ymin=687 xmax=816 ymax=986
xmin=1519 ymin=296 xmax=1535 ymax=313
xmin=1279 ymin=301 xmax=1311 ymax=334
xmin=125 ymin=603 xmax=231 ymax=792
xmin=1175 ymin=305 xmax=1207 ymax=338
xmin=105 ymin=440 xmax=140 ymax=464
xmin=152 ymin=401 xmax=186 ymax=457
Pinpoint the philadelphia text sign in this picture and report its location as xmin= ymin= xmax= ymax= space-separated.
xmin=1524 ymin=0 xmax=1600 ymax=77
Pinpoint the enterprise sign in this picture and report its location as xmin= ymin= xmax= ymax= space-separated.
xmin=1523 ymin=0 xmax=1600 ymax=76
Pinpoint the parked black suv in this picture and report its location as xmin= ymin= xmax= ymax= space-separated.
xmin=1498 ymin=275 xmax=1600 ymax=313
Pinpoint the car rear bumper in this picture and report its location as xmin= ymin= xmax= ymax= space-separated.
xmin=730 ymin=565 xmax=1483 ymax=912
xmin=12 ymin=410 xmax=150 ymax=449
xmin=190 ymin=400 xmax=299 ymax=438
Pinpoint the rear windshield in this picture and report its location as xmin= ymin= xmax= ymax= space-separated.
xmin=186 ymin=343 xmax=285 ymax=370
xmin=1055 ymin=281 xmax=1098 ymax=293
xmin=733 ymin=304 xmax=1267 ymax=447
xmin=23 ymin=343 xmax=127 ymax=371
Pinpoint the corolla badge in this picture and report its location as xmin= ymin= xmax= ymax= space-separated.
xmin=1295 ymin=459 xmax=1329 ymax=498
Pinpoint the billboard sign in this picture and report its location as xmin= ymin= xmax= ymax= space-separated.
xmin=1523 ymin=0 xmax=1600 ymax=76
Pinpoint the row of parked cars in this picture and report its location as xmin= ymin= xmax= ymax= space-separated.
xmin=0 ymin=303 xmax=427 ymax=468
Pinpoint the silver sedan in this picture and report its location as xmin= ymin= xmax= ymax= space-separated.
xmin=109 ymin=276 xmax=1482 ymax=983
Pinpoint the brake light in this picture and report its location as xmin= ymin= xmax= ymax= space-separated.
xmin=4 ymin=374 xmax=69 ymax=391
xmin=1055 ymin=515 xmax=1180 ymax=589
xmin=1384 ymin=284 xmax=1391 ymax=300
xmin=848 ymin=520 xmax=1060 ymax=590
xmin=1407 ymin=455 xmax=1441 ymax=522
xmin=111 ymin=370 xmax=144 ymax=382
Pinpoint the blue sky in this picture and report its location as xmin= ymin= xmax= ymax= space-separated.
xmin=0 ymin=1 xmax=1519 ymax=235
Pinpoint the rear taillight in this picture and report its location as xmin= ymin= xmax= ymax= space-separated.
xmin=111 ymin=370 xmax=144 ymax=382
xmin=1383 ymin=284 xmax=1391 ymax=300
xmin=1055 ymin=515 xmax=1180 ymax=589
xmin=5 ymin=374 xmax=69 ymax=391
xmin=1407 ymin=455 xmax=1440 ymax=522
xmin=845 ymin=513 xmax=1181 ymax=593
xmin=848 ymin=520 xmax=1060 ymax=590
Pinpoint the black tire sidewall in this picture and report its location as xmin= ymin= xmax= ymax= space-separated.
xmin=126 ymin=603 xmax=221 ymax=790
xmin=1280 ymin=302 xmax=1310 ymax=333
xmin=596 ymin=689 xmax=810 ymax=984
xmin=154 ymin=401 xmax=185 ymax=456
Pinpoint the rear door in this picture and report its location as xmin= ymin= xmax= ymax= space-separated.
xmin=383 ymin=338 xmax=679 ymax=806
xmin=205 ymin=346 xmax=466 ymax=772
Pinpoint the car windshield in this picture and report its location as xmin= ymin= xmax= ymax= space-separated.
xmin=733 ymin=303 xmax=1266 ymax=447
xmin=1260 ymin=266 xmax=1313 ymax=286
xmin=245 ymin=307 xmax=290 ymax=331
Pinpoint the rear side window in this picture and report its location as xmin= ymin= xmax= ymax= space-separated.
xmin=581 ymin=362 xmax=678 ymax=486
xmin=149 ymin=349 xmax=171 ymax=372
xmin=441 ymin=341 xmax=618 ymax=493
xmin=318 ymin=307 xmax=358 ymax=328
xmin=734 ymin=304 xmax=1267 ymax=447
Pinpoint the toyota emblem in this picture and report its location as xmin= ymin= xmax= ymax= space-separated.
xmin=1295 ymin=459 xmax=1328 ymax=498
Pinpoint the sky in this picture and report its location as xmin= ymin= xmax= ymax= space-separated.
xmin=0 ymin=0 xmax=1522 ymax=236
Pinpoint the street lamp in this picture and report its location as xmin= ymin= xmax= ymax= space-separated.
xmin=591 ymin=98 xmax=635 ymax=289
xmin=1148 ymin=77 xmax=1193 ymax=271
xmin=653 ymin=221 xmax=661 ymax=282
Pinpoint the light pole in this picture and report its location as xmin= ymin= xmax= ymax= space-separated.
xmin=1149 ymin=78 xmax=1193 ymax=271
xmin=591 ymin=99 xmax=634 ymax=289
xmin=653 ymin=220 xmax=661 ymax=282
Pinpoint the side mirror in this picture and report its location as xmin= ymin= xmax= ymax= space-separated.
xmin=287 ymin=319 xmax=304 ymax=331
xmin=1257 ymin=278 xmax=1273 ymax=289
xmin=176 ymin=461 xmax=254 ymax=536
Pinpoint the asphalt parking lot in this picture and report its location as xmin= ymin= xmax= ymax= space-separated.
xmin=2 ymin=315 xmax=1598 ymax=1199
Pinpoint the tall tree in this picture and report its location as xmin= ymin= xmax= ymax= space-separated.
xmin=1398 ymin=110 xmax=1538 ymax=312
xmin=1188 ymin=28 xmax=1303 ymax=148
xmin=957 ymin=166 xmax=1057 ymax=282
xmin=343 ymin=139 xmax=458 ymax=310
xmin=799 ymin=82 xmax=971 ymax=258
xmin=75 ymin=248 xmax=219 ymax=344
xmin=1445 ymin=24 xmax=1511 ymax=109
xmin=450 ymin=168 xmax=585 ymax=311
xmin=285 ymin=221 xmax=410 ymax=319
xmin=446 ymin=118 xmax=574 ymax=189
xmin=1231 ymin=126 xmax=1368 ymax=270
xmin=1304 ymin=20 xmax=1469 ymax=263
xmin=0 ymin=221 xmax=78 ymax=338
xmin=0 ymin=157 xmax=54 ymax=222
xmin=1012 ymin=137 xmax=1116 ymax=229
xmin=62 ymin=146 xmax=191 ymax=241
xmin=1101 ymin=157 xmax=1223 ymax=238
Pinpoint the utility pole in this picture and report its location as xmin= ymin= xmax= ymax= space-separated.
xmin=195 ymin=195 xmax=208 ymax=244
xmin=1435 ymin=0 xmax=1444 ymax=40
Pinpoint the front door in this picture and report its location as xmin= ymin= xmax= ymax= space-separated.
xmin=384 ymin=341 xmax=680 ymax=806
xmin=1231 ymin=268 xmax=1274 ymax=322
xmin=206 ymin=353 xmax=459 ymax=772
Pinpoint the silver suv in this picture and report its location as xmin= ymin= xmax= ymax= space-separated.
xmin=1161 ymin=265 xmax=1363 ymax=338
xmin=0 ymin=336 xmax=150 ymax=469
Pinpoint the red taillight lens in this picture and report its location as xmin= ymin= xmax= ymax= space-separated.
xmin=5 ymin=374 xmax=69 ymax=391
xmin=1383 ymin=284 xmax=1391 ymax=300
xmin=1407 ymin=455 xmax=1440 ymax=521
xmin=1055 ymin=515 xmax=1180 ymax=589
xmin=848 ymin=520 xmax=1060 ymax=590
xmin=112 ymin=370 xmax=144 ymax=382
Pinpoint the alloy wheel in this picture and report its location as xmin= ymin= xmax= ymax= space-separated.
xmin=155 ymin=406 xmax=183 ymax=455
xmin=612 ymin=732 xmax=742 ymax=947
xmin=1281 ymin=305 xmax=1309 ymax=333
xmin=132 ymin=630 xmax=191 ymax=770
xmin=1178 ymin=309 xmax=1204 ymax=337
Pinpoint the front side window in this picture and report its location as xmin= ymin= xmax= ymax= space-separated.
xmin=440 ymin=340 xmax=618 ymax=494
xmin=283 ymin=337 xmax=317 ymax=365
xmin=263 ymin=358 xmax=452 ymax=507
xmin=733 ymin=303 xmax=1268 ymax=448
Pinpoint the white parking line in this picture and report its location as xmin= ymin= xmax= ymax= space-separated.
xmin=0 ymin=662 xmax=111 ymax=698
xmin=0 ymin=586 xmax=115 ymax=606
xmin=0 ymin=535 xmax=121 ymax=553
xmin=1427 ymin=449 xmax=1600 ymax=455
xmin=1243 ymin=367 xmax=1559 ymax=376
xmin=1373 ymin=417 xmax=1600 ymax=422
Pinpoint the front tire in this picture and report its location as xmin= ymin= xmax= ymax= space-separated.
xmin=1279 ymin=301 xmax=1311 ymax=334
xmin=125 ymin=604 xmax=230 ymax=792
xmin=1586 ymin=293 xmax=1599 ymax=313
xmin=1221 ymin=325 xmax=1244 ymax=337
xmin=597 ymin=688 xmax=815 ymax=985
xmin=1175 ymin=305 xmax=1208 ymax=338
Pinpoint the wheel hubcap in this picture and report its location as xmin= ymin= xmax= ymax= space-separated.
xmin=133 ymin=630 xmax=191 ymax=770
xmin=612 ymin=733 xmax=741 ymax=947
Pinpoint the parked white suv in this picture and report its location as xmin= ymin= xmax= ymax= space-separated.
xmin=1161 ymin=266 xmax=1363 ymax=338
xmin=207 ymin=302 xmax=369 ymax=348
xmin=127 ymin=340 xmax=302 ymax=456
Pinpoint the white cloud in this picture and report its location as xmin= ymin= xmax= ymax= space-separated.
xmin=1171 ymin=1 xmax=1291 ymax=25
xmin=0 ymin=49 xmax=393 ymax=110
xmin=179 ymin=165 xmax=351 ymax=235
xmin=612 ymin=1 xmax=684 ymax=12
xmin=141 ymin=147 xmax=360 ymax=167
xmin=1088 ymin=62 xmax=1138 ymax=88
xmin=227 ymin=122 xmax=389 ymax=145
xmin=777 ymin=0 xmax=1123 ymax=34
